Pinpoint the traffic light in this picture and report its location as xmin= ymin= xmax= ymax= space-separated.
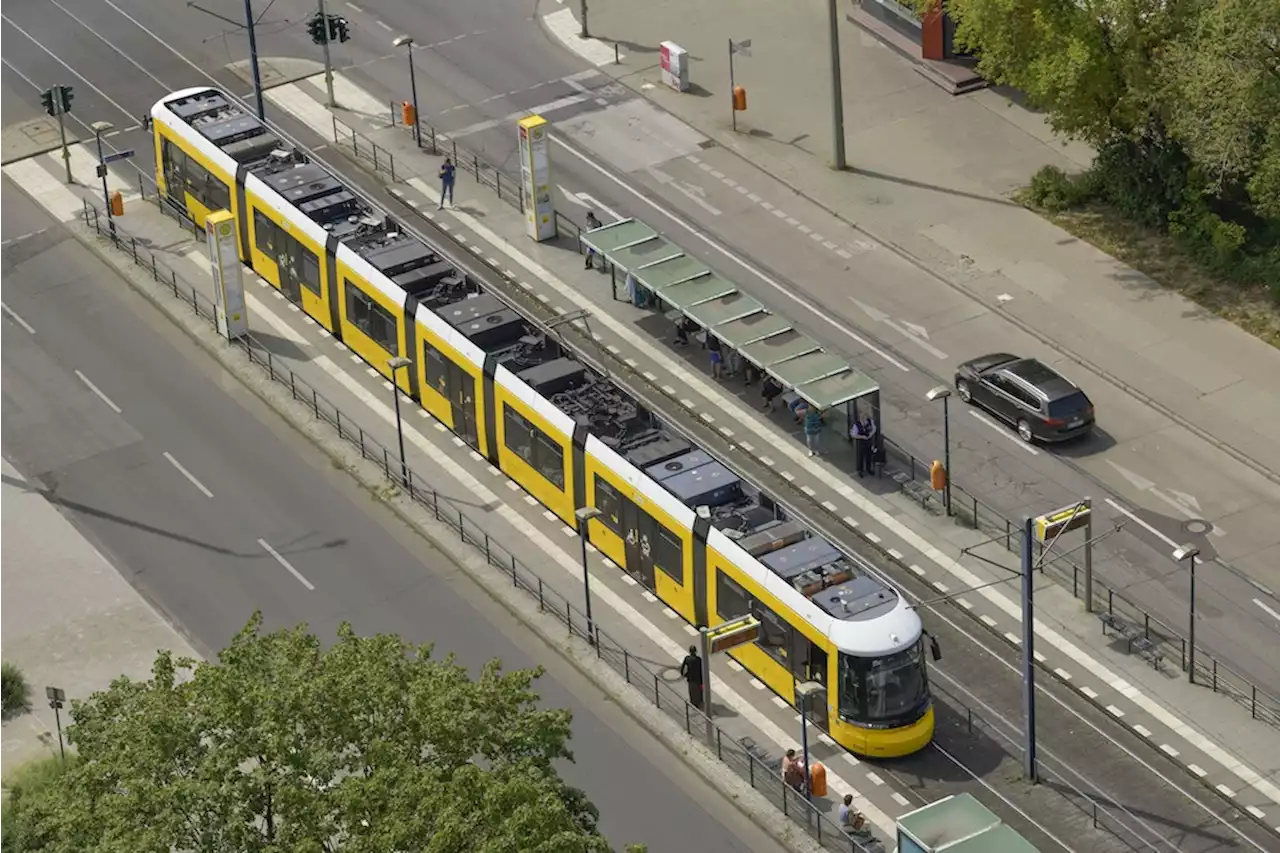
xmin=41 ymin=88 xmax=56 ymax=117
xmin=307 ymin=11 xmax=326 ymax=44
xmin=329 ymin=15 xmax=350 ymax=43
xmin=58 ymin=85 xmax=73 ymax=114
xmin=39 ymin=85 xmax=74 ymax=117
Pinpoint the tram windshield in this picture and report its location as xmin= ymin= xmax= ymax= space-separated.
xmin=838 ymin=640 xmax=930 ymax=727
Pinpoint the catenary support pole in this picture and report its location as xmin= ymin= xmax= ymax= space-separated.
xmin=826 ymin=0 xmax=846 ymax=169
xmin=1021 ymin=515 xmax=1038 ymax=782
xmin=1083 ymin=497 xmax=1093 ymax=612
xmin=243 ymin=0 xmax=265 ymax=119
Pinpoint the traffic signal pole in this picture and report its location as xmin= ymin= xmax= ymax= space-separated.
xmin=243 ymin=0 xmax=265 ymax=119
xmin=55 ymin=99 xmax=71 ymax=184
xmin=316 ymin=0 xmax=336 ymax=107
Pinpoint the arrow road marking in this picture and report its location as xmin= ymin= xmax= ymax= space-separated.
xmin=557 ymin=186 xmax=623 ymax=222
xmin=1105 ymin=498 xmax=1179 ymax=549
xmin=848 ymin=299 xmax=947 ymax=360
xmin=647 ymin=166 xmax=722 ymax=216
xmin=1105 ymin=462 xmax=1219 ymax=535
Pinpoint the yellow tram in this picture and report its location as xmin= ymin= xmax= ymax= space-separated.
xmin=152 ymin=87 xmax=936 ymax=757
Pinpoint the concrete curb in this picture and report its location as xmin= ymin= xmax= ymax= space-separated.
xmin=62 ymin=217 xmax=833 ymax=853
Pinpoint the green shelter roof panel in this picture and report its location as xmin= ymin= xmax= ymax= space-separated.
xmin=611 ymin=236 xmax=681 ymax=272
xmin=796 ymin=369 xmax=879 ymax=408
xmin=687 ymin=291 xmax=765 ymax=330
xmin=713 ymin=312 xmax=793 ymax=348
xmin=654 ymin=274 xmax=738 ymax=310
xmin=769 ymin=351 xmax=849 ymax=387
xmin=740 ymin=328 xmax=821 ymax=368
xmin=635 ymin=254 xmax=710 ymax=290
xmin=580 ymin=219 xmax=656 ymax=254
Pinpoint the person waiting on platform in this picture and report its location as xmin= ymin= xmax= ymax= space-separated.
xmin=760 ymin=375 xmax=783 ymax=411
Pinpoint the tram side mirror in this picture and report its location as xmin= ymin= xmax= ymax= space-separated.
xmin=929 ymin=636 xmax=942 ymax=661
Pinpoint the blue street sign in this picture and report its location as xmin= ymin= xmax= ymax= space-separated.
xmin=102 ymin=149 xmax=135 ymax=164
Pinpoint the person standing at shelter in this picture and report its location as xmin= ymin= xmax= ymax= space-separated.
xmin=804 ymin=404 xmax=823 ymax=457
xmin=680 ymin=645 xmax=704 ymax=710
xmin=851 ymin=419 xmax=868 ymax=477
xmin=438 ymin=157 xmax=456 ymax=209
xmin=782 ymin=749 xmax=807 ymax=792
xmin=707 ymin=334 xmax=724 ymax=380
xmin=584 ymin=211 xmax=603 ymax=269
xmin=862 ymin=415 xmax=879 ymax=476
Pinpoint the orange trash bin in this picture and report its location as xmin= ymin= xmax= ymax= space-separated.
xmin=809 ymin=761 xmax=828 ymax=798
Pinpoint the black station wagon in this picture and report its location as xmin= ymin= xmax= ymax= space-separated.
xmin=954 ymin=354 xmax=1095 ymax=443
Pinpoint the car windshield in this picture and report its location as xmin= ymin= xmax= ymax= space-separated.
xmin=838 ymin=641 xmax=929 ymax=724
xmin=1048 ymin=393 xmax=1090 ymax=418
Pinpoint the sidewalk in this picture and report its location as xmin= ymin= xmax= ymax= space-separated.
xmin=260 ymin=72 xmax=1280 ymax=829
xmin=0 ymin=454 xmax=204 ymax=773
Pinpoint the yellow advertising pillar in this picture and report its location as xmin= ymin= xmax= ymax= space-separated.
xmin=517 ymin=115 xmax=556 ymax=242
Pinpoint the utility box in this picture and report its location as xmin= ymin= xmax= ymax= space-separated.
xmin=660 ymin=41 xmax=689 ymax=92
xmin=896 ymin=793 xmax=1041 ymax=852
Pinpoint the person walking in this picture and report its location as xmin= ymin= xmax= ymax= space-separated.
xmin=804 ymin=404 xmax=823 ymax=457
xmin=438 ymin=157 xmax=456 ymax=209
xmin=584 ymin=211 xmax=602 ymax=269
xmin=680 ymin=645 xmax=704 ymax=710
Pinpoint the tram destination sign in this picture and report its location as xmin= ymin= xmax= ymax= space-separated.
xmin=707 ymin=615 xmax=760 ymax=654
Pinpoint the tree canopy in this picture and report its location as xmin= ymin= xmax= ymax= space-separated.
xmin=939 ymin=0 xmax=1280 ymax=287
xmin=2 ymin=614 xmax=632 ymax=853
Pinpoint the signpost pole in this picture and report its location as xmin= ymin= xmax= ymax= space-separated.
xmin=699 ymin=626 xmax=713 ymax=742
xmin=1083 ymin=497 xmax=1093 ymax=612
xmin=316 ymin=0 xmax=336 ymax=107
xmin=728 ymin=39 xmax=736 ymax=132
xmin=1021 ymin=515 xmax=1038 ymax=782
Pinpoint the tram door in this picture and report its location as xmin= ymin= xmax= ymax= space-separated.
xmin=275 ymin=241 xmax=303 ymax=304
xmin=793 ymin=637 xmax=830 ymax=733
xmin=443 ymin=361 xmax=478 ymax=449
xmin=620 ymin=500 xmax=658 ymax=590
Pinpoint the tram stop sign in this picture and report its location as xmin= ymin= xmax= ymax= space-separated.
xmin=707 ymin=615 xmax=760 ymax=654
xmin=1034 ymin=502 xmax=1090 ymax=542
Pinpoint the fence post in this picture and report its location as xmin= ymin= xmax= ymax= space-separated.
xmin=512 ymin=554 xmax=518 ymax=586
xmin=971 ymin=496 xmax=979 ymax=528
xmin=1252 ymin=685 xmax=1257 ymax=719
xmin=337 ymin=410 xmax=344 ymax=440
xmin=624 ymin=649 xmax=630 ymax=684
xmin=537 ymin=578 xmax=544 ymax=611
xmin=152 ymin=253 xmax=159 ymax=280
xmin=654 ymin=674 xmax=660 ymax=708
xmin=685 ymin=702 xmax=690 ymax=734
xmin=1212 ymin=659 xmax=1218 ymax=692
xmin=290 ymin=372 xmax=297 ymax=400
xmin=496 ymin=171 xmax=502 ymax=202
xmin=312 ymin=388 xmax=319 ymax=418
xmin=430 ymin=126 xmax=437 ymax=155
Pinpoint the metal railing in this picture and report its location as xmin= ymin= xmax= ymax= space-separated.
xmin=78 ymin=197 xmax=875 ymax=853
xmin=81 ymin=190 xmax=1254 ymax=851
xmin=329 ymin=106 xmax=1280 ymax=729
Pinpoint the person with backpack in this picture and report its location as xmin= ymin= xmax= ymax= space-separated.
xmin=438 ymin=157 xmax=456 ymax=209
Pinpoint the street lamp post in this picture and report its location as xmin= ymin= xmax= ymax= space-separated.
xmin=575 ymin=506 xmax=603 ymax=645
xmin=795 ymin=681 xmax=824 ymax=800
xmin=392 ymin=36 xmax=421 ymax=146
xmin=927 ymin=385 xmax=952 ymax=516
xmin=91 ymin=121 xmax=115 ymax=239
xmin=388 ymin=356 xmax=412 ymax=486
xmin=1174 ymin=544 xmax=1200 ymax=683
xmin=45 ymin=686 xmax=67 ymax=763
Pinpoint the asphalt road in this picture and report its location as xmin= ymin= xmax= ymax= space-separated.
xmin=2 ymin=3 xmax=1280 ymax=845
xmin=0 ymin=180 xmax=785 ymax=853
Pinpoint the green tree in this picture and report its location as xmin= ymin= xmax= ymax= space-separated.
xmin=2 ymin=613 xmax=626 ymax=853
xmin=1160 ymin=0 xmax=1280 ymax=217
xmin=942 ymin=0 xmax=1197 ymax=143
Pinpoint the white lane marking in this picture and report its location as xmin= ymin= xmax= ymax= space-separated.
xmin=75 ymin=370 xmax=122 ymax=413
xmin=266 ymin=78 xmax=1280 ymax=815
xmin=1160 ymin=744 xmax=1180 ymax=758
xmin=1 ymin=16 xmax=136 ymax=121
xmin=1106 ymin=704 xmax=1124 ymax=718
xmin=1253 ymin=598 xmax=1280 ymax=622
xmin=1053 ymin=668 xmax=1072 ymax=681
xmin=1188 ymin=764 xmax=1208 ymax=778
xmin=1217 ymin=784 xmax=1236 ymax=798
xmin=258 ymin=538 xmax=316 ymax=590
xmin=163 ymin=452 xmax=214 ymax=498
xmin=375 ymin=19 xmax=392 ymax=31
xmin=647 ymin=166 xmax=723 ymax=216
xmin=891 ymin=792 xmax=910 ymax=807
xmin=438 ymin=93 xmax=589 ymax=140
xmin=345 ymin=1 xmax=363 ymax=10
xmin=968 ymin=410 xmax=1040 ymax=455
xmin=2 ymin=301 xmax=36 ymax=334
xmin=560 ymin=186 xmax=624 ymax=222
xmin=543 ymin=8 xmax=624 ymax=65
xmin=865 ymin=772 xmax=884 ymax=786
xmin=771 ymin=696 xmax=788 ymax=709
xmin=1105 ymin=498 xmax=1179 ymax=549
xmin=1080 ymin=686 xmax=1098 ymax=699
xmin=550 ymin=134 xmax=910 ymax=372
xmin=1133 ymin=724 xmax=1151 ymax=737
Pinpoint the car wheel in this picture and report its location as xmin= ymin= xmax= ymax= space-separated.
xmin=1017 ymin=419 xmax=1034 ymax=443
xmin=956 ymin=379 xmax=972 ymax=403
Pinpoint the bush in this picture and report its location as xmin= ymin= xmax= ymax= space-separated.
xmin=1025 ymin=165 xmax=1097 ymax=211
xmin=1 ymin=662 xmax=30 ymax=719
xmin=2 ymin=755 xmax=79 ymax=853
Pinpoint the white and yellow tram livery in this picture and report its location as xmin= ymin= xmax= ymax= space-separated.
xmin=152 ymin=87 xmax=936 ymax=757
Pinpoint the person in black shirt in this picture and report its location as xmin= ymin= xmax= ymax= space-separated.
xmin=680 ymin=645 xmax=704 ymax=709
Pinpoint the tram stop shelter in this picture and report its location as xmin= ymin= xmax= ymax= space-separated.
xmin=895 ymin=793 xmax=1040 ymax=852
xmin=581 ymin=219 xmax=881 ymax=432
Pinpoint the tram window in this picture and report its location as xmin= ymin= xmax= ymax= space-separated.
xmin=253 ymin=210 xmax=275 ymax=255
xmin=299 ymin=247 xmax=321 ymax=295
xmin=752 ymin=601 xmax=792 ymax=664
xmin=346 ymin=284 xmax=397 ymax=353
xmin=423 ymin=341 xmax=448 ymax=395
xmin=504 ymin=408 xmax=564 ymax=489
xmin=162 ymin=139 xmax=186 ymax=191
xmin=593 ymin=476 xmax=621 ymax=532
xmin=716 ymin=571 xmax=751 ymax=621
xmin=653 ymin=525 xmax=684 ymax=584
xmin=533 ymin=431 xmax=565 ymax=489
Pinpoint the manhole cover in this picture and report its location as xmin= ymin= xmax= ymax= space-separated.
xmin=1183 ymin=519 xmax=1212 ymax=536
